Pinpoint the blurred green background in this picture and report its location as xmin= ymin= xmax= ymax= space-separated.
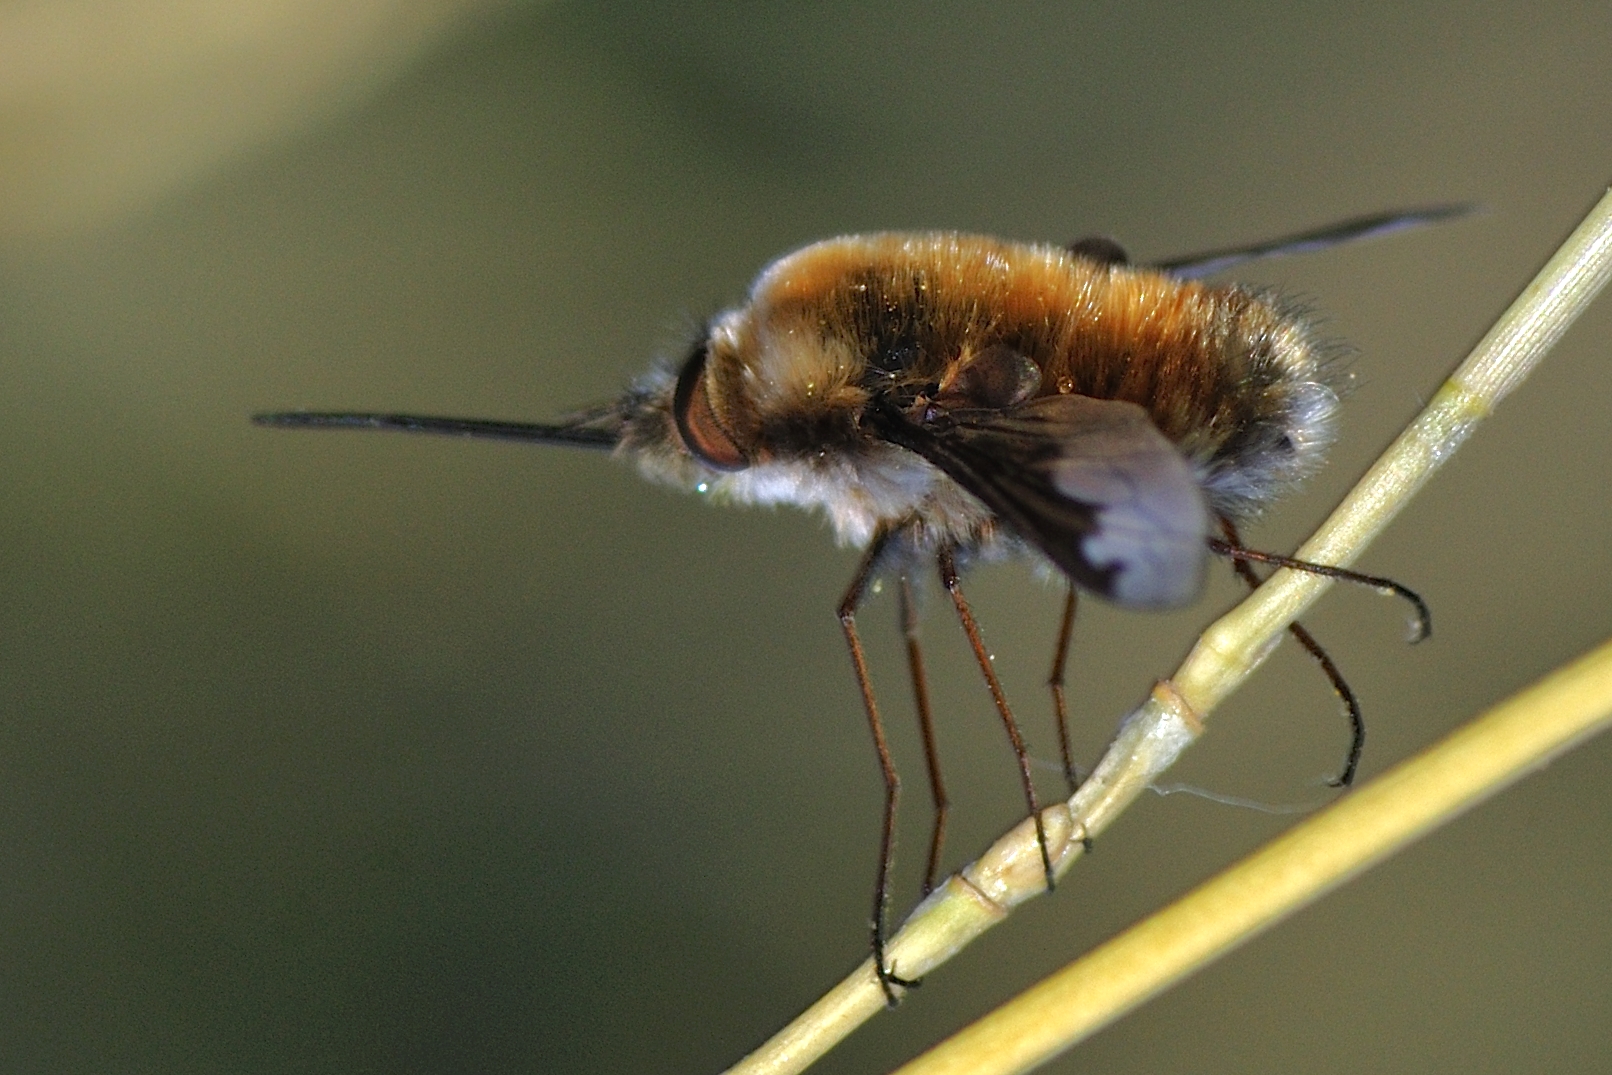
xmin=2 ymin=2 xmax=1610 ymax=1072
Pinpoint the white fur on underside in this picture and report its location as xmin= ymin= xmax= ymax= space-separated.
xmin=716 ymin=445 xmax=994 ymax=549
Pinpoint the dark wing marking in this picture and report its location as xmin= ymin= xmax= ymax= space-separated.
xmin=1152 ymin=204 xmax=1477 ymax=279
xmin=874 ymin=394 xmax=1210 ymax=609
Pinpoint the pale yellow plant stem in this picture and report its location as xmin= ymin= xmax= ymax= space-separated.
xmin=895 ymin=635 xmax=1612 ymax=1075
xmin=721 ymin=186 xmax=1612 ymax=1075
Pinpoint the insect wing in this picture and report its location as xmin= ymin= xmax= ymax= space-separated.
xmin=890 ymin=394 xmax=1210 ymax=608
xmin=1153 ymin=205 xmax=1474 ymax=279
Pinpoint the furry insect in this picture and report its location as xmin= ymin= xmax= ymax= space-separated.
xmin=256 ymin=207 xmax=1454 ymax=999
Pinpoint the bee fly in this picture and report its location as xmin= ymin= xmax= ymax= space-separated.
xmin=257 ymin=207 xmax=1456 ymax=999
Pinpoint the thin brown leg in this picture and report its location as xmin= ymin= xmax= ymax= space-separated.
xmin=899 ymin=576 xmax=949 ymax=896
xmin=1284 ymin=621 xmax=1364 ymax=786
xmin=1216 ymin=519 xmax=1366 ymax=786
xmin=937 ymin=548 xmax=1055 ymax=892
xmin=838 ymin=531 xmax=917 ymax=1004
xmin=1205 ymin=536 xmax=1430 ymax=642
xmin=1048 ymin=585 xmax=1081 ymax=797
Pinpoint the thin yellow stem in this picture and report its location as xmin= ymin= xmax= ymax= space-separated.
xmin=893 ymin=635 xmax=1612 ymax=1075
xmin=1179 ymin=184 xmax=1612 ymax=711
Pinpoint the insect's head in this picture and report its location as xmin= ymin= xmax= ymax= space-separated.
xmin=622 ymin=303 xmax=889 ymax=480
xmin=610 ymin=293 xmax=959 ymax=553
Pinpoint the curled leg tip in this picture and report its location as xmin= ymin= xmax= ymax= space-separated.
xmin=876 ymin=965 xmax=922 ymax=1007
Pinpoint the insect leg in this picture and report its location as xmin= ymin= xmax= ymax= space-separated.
xmin=1215 ymin=519 xmax=1366 ymax=787
xmin=937 ymin=548 xmax=1056 ymax=892
xmin=1047 ymin=585 xmax=1081 ymax=797
xmin=1285 ymin=622 xmax=1364 ymax=787
xmin=1206 ymin=536 xmax=1430 ymax=643
xmin=898 ymin=576 xmax=950 ymax=896
xmin=838 ymin=531 xmax=918 ymax=1004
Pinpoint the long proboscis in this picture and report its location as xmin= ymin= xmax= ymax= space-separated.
xmin=251 ymin=411 xmax=621 ymax=450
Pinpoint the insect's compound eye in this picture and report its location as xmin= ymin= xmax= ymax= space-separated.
xmin=672 ymin=339 xmax=748 ymax=471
